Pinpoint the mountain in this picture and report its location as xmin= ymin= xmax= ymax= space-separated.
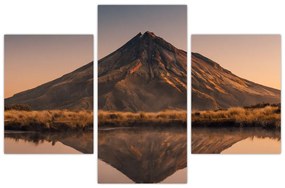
xmin=5 ymin=62 xmax=93 ymax=110
xmin=98 ymin=31 xmax=187 ymax=112
xmin=192 ymin=52 xmax=280 ymax=110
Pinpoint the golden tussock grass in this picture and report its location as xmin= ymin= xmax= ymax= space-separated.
xmin=98 ymin=110 xmax=187 ymax=127
xmin=192 ymin=105 xmax=281 ymax=128
xmin=5 ymin=110 xmax=93 ymax=131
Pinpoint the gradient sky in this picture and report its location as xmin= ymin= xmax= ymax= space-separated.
xmin=192 ymin=35 xmax=281 ymax=89
xmin=5 ymin=35 xmax=93 ymax=98
xmin=98 ymin=5 xmax=187 ymax=59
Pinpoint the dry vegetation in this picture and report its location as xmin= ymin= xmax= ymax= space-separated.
xmin=192 ymin=104 xmax=281 ymax=129
xmin=98 ymin=110 xmax=187 ymax=127
xmin=5 ymin=110 xmax=93 ymax=131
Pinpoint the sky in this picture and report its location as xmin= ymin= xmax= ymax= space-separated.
xmin=192 ymin=35 xmax=281 ymax=89
xmin=5 ymin=35 xmax=93 ymax=98
xmin=98 ymin=5 xmax=187 ymax=59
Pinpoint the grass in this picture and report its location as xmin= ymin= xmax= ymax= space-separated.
xmin=5 ymin=110 xmax=93 ymax=132
xmin=98 ymin=110 xmax=187 ymax=128
xmin=192 ymin=104 xmax=281 ymax=129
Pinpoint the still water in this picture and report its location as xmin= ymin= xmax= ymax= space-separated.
xmin=221 ymin=137 xmax=280 ymax=154
xmin=98 ymin=127 xmax=187 ymax=183
xmin=5 ymin=131 xmax=93 ymax=154
xmin=192 ymin=127 xmax=280 ymax=154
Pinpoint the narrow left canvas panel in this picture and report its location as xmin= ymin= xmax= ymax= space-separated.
xmin=4 ymin=35 xmax=94 ymax=154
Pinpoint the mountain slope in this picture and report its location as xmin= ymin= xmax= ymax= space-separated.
xmin=5 ymin=62 xmax=93 ymax=110
xmin=98 ymin=31 xmax=187 ymax=112
xmin=192 ymin=52 xmax=280 ymax=110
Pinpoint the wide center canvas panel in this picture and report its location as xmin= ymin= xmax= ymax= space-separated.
xmin=98 ymin=5 xmax=187 ymax=183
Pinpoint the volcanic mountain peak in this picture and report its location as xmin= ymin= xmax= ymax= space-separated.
xmin=131 ymin=31 xmax=160 ymax=40
xmin=141 ymin=31 xmax=157 ymax=39
xmin=114 ymin=31 xmax=156 ymax=48
xmin=100 ymin=31 xmax=181 ymax=63
xmin=140 ymin=31 xmax=179 ymax=52
xmin=98 ymin=32 xmax=187 ymax=112
xmin=99 ymin=31 xmax=186 ymax=77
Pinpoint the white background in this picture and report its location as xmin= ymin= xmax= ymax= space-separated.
xmin=0 ymin=0 xmax=284 ymax=187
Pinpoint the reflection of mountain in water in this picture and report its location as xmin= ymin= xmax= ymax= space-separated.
xmin=5 ymin=132 xmax=93 ymax=154
xmin=192 ymin=127 xmax=280 ymax=154
xmin=98 ymin=127 xmax=187 ymax=183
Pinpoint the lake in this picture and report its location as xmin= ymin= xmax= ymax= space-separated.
xmin=192 ymin=127 xmax=280 ymax=154
xmin=98 ymin=127 xmax=187 ymax=183
xmin=5 ymin=131 xmax=93 ymax=154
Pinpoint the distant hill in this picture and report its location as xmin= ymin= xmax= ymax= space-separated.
xmin=192 ymin=52 xmax=280 ymax=110
xmin=5 ymin=62 xmax=93 ymax=110
xmin=98 ymin=31 xmax=187 ymax=112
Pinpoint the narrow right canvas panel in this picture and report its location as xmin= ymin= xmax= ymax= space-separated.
xmin=191 ymin=35 xmax=281 ymax=154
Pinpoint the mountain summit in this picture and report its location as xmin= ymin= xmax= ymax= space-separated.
xmin=192 ymin=52 xmax=280 ymax=110
xmin=98 ymin=31 xmax=187 ymax=112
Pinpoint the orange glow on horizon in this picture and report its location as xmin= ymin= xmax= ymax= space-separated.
xmin=4 ymin=35 xmax=93 ymax=98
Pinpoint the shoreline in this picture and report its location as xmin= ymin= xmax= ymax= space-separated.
xmin=98 ymin=110 xmax=187 ymax=128
xmin=99 ymin=120 xmax=186 ymax=128
xmin=5 ymin=109 xmax=93 ymax=132
xmin=5 ymin=122 xmax=93 ymax=132
xmin=192 ymin=120 xmax=280 ymax=130
xmin=192 ymin=105 xmax=280 ymax=129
